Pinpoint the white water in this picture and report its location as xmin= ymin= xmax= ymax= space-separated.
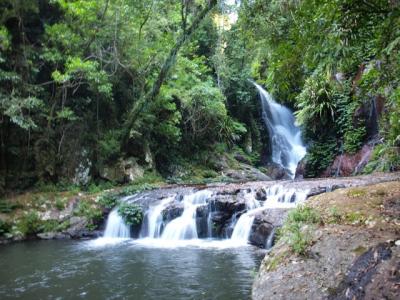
xmin=230 ymin=191 xmax=261 ymax=243
xmin=140 ymin=196 xmax=174 ymax=238
xmin=99 ymin=185 xmax=309 ymax=250
xmin=103 ymin=209 xmax=131 ymax=238
xmin=253 ymin=83 xmax=306 ymax=177
xmin=161 ymin=190 xmax=213 ymax=240
xmin=230 ymin=185 xmax=309 ymax=244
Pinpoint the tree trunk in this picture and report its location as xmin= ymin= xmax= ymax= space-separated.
xmin=122 ymin=0 xmax=217 ymax=147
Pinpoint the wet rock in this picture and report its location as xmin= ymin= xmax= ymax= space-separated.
xmin=162 ymin=203 xmax=184 ymax=222
xmin=249 ymin=215 xmax=274 ymax=248
xmin=255 ymin=188 xmax=267 ymax=201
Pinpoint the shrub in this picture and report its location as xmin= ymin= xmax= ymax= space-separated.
xmin=17 ymin=211 xmax=43 ymax=236
xmin=278 ymin=206 xmax=321 ymax=256
xmin=117 ymin=202 xmax=143 ymax=226
xmin=74 ymin=201 xmax=103 ymax=229
xmin=98 ymin=193 xmax=119 ymax=209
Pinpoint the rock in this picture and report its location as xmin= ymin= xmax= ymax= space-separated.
xmin=162 ymin=203 xmax=184 ymax=222
xmin=225 ymin=164 xmax=272 ymax=182
xmin=234 ymin=152 xmax=252 ymax=164
xmin=37 ymin=232 xmax=70 ymax=240
xmin=255 ymin=188 xmax=267 ymax=201
xmin=323 ymin=144 xmax=374 ymax=177
xmin=100 ymin=157 xmax=144 ymax=183
xmin=295 ymin=157 xmax=307 ymax=179
xmin=263 ymin=162 xmax=292 ymax=180
xmin=66 ymin=216 xmax=88 ymax=238
xmin=249 ymin=215 xmax=274 ymax=248
xmin=73 ymin=149 xmax=92 ymax=186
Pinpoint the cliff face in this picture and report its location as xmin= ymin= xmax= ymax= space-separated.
xmin=252 ymin=181 xmax=400 ymax=300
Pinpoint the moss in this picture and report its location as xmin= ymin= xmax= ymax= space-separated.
xmin=352 ymin=245 xmax=367 ymax=256
xmin=347 ymin=189 xmax=367 ymax=198
xmin=344 ymin=211 xmax=366 ymax=225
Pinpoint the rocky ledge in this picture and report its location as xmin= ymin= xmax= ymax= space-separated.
xmin=252 ymin=180 xmax=400 ymax=300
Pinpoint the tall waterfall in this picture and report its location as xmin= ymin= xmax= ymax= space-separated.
xmin=253 ymin=83 xmax=306 ymax=177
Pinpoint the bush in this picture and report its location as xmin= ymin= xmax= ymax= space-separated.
xmin=278 ymin=206 xmax=321 ymax=256
xmin=17 ymin=211 xmax=43 ymax=236
xmin=117 ymin=202 xmax=143 ymax=226
xmin=343 ymin=127 xmax=366 ymax=154
xmin=304 ymin=139 xmax=338 ymax=177
xmin=74 ymin=201 xmax=103 ymax=229
xmin=98 ymin=193 xmax=119 ymax=209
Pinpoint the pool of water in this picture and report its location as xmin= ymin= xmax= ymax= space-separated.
xmin=0 ymin=239 xmax=262 ymax=299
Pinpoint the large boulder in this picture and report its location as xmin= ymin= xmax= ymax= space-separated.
xmin=100 ymin=158 xmax=144 ymax=183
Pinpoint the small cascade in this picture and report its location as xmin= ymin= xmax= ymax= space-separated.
xmin=140 ymin=196 xmax=175 ymax=238
xmin=253 ymin=82 xmax=306 ymax=178
xmin=230 ymin=191 xmax=261 ymax=242
xmin=161 ymin=190 xmax=213 ymax=240
xmin=230 ymin=185 xmax=309 ymax=244
xmin=103 ymin=209 xmax=131 ymax=238
xmin=263 ymin=184 xmax=308 ymax=208
xmin=207 ymin=201 xmax=215 ymax=238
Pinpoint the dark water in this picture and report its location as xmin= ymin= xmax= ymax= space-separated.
xmin=0 ymin=240 xmax=261 ymax=299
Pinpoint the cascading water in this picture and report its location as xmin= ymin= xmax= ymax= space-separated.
xmin=253 ymin=82 xmax=307 ymax=178
xmin=161 ymin=190 xmax=213 ymax=240
xmin=103 ymin=209 xmax=131 ymax=238
xmin=230 ymin=185 xmax=309 ymax=245
xmin=140 ymin=196 xmax=175 ymax=238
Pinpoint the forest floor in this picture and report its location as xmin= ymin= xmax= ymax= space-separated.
xmin=253 ymin=180 xmax=400 ymax=300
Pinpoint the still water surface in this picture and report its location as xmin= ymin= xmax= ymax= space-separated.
xmin=0 ymin=239 xmax=261 ymax=299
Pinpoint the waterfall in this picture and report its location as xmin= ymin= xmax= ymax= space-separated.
xmin=253 ymin=83 xmax=306 ymax=177
xmin=230 ymin=185 xmax=309 ymax=244
xmin=100 ymin=185 xmax=308 ymax=248
xmin=103 ymin=209 xmax=131 ymax=238
xmin=230 ymin=191 xmax=261 ymax=242
xmin=161 ymin=190 xmax=213 ymax=240
xmin=140 ymin=196 xmax=175 ymax=238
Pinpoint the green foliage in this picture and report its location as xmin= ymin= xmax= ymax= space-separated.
xmin=16 ymin=211 xmax=43 ymax=236
xmin=0 ymin=219 xmax=11 ymax=236
xmin=0 ymin=199 xmax=22 ymax=213
xmin=304 ymin=140 xmax=338 ymax=177
xmin=117 ymin=202 xmax=143 ymax=226
xmin=39 ymin=219 xmax=70 ymax=233
xmin=343 ymin=127 xmax=367 ymax=154
xmin=278 ymin=206 xmax=321 ymax=256
xmin=54 ymin=197 xmax=67 ymax=211
xmin=98 ymin=193 xmax=119 ymax=209
xmin=74 ymin=201 xmax=103 ymax=227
